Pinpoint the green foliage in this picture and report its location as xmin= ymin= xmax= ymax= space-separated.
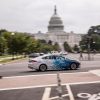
xmin=53 ymin=42 xmax=60 ymax=51
xmin=91 ymin=34 xmax=100 ymax=51
xmin=80 ymin=33 xmax=100 ymax=52
xmin=0 ymin=29 xmax=7 ymax=35
xmin=88 ymin=25 xmax=100 ymax=35
xmin=0 ymin=29 xmax=64 ymax=54
xmin=0 ymin=36 xmax=7 ymax=55
xmin=73 ymin=44 xmax=79 ymax=52
xmin=63 ymin=42 xmax=72 ymax=52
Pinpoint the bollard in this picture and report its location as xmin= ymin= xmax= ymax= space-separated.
xmin=57 ymin=73 xmax=64 ymax=100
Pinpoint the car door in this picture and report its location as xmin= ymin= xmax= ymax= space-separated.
xmin=53 ymin=56 xmax=67 ymax=70
xmin=42 ymin=56 xmax=54 ymax=70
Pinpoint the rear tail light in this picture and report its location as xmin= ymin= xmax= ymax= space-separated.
xmin=29 ymin=60 xmax=37 ymax=63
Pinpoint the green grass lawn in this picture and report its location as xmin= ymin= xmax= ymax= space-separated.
xmin=0 ymin=55 xmax=12 ymax=58
xmin=0 ymin=55 xmax=26 ymax=63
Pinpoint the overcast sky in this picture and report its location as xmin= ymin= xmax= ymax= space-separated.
xmin=0 ymin=0 xmax=100 ymax=34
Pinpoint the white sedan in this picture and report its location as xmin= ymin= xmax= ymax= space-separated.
xmin=28 ymin=54 xmax=80 ymax=71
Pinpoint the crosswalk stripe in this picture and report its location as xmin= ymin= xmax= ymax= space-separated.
xmin=42 ymin=87 xmax=51 ymax=100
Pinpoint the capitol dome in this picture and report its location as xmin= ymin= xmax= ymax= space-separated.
xmin=48 ymin=6 xmax=64 ymax=32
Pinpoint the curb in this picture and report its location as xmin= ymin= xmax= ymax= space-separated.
xmin=89 ymin=69 xmax=100 ymax=77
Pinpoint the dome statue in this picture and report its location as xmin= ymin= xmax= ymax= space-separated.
xmin=48 ymin=6 xmax=64 ymax=32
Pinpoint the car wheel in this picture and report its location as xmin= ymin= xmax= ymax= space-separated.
xmin=70 ymin=63 xmax=77 ymax=70
xmin=39 ymin=64 xmax=47 ymax=71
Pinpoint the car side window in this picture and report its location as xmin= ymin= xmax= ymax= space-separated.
xmin=42 ymin=56 xmax=57 ymax=60
xmin=42 ymin=56 xmax=49 ymax=59
xmin=56 ymin=56 xmax=65 ymax=60
xmin=48 ymin=56 xmax=56 ymax=60
xmin=52 ymin=56 xmax=56 ymax=59
xmin=49 ymin=56 xmax=52 ymax=59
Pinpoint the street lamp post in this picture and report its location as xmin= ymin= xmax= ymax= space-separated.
xmin=11 ymin=32 xmax=15 ymax=60
xmin=87 ymin=36 xmax=92 ymax=60
xmin=87 ymin=40 xmax=91 ymax=60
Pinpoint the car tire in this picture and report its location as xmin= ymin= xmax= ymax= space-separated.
xmin=70 ymin=63 xmax=77 ymax=70
xmin=39 ymin=64 xmax=47 ymax=71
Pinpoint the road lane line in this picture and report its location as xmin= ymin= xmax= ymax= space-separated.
xmin=4 ymin=72 xmax=89 ymax=79
xmin=0 ymin=84 xmax=56 ymax=91
xmin=42 ymin=87 xmax=51 ymax=100
xmin=4 ymin=74 xmax=57 ymax=79
xmin=61 ymin=72 xmax=89 ymax=75
xmin=66 ymin=84 xmax=75 ymax=100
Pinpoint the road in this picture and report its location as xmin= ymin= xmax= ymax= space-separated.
xmin=0 ymin=53 xmax=100 ymax=77
xmin=0 ymin=83 xmax=100 ymax=100
xmin=0 ymin=73 xmax=100 ymax=100
xmin=0 ymin=53 xmax=100 ymax=100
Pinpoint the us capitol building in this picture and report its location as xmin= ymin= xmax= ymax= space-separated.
xmin=33 ymin=6 xmax=82 ymax=51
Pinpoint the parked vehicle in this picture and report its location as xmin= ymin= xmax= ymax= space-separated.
xmin=28 ymin=54 xmax=80 ymax=71
xmin=28 ymin=53 xmax=44 ymax=58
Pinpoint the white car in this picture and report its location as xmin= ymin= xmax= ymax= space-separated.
xmin=28 ymin=54 xmax=80 ymax=71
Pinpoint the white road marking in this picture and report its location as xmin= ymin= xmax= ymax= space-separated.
xmin=66 ymin=84 xmax=75 ymax=100
xmin=0 ymin=81 xmax=100 ymax=91
xmin=0 ymin=84 xmax=56 ymax=91
xmin=4 ymin=74 xmax=57 ymax=79
xmin=50 ymin=94 xmax=69 ymax=100
xmin=4 ymin=71 xmax=89 ymax=79
xmin=61 ymin=72 xmax=89 ymax=75
xmin=68 ymin=81 xmax=100 ymax=85
xmin=89 ymin=70 xmax=100 ymax=77
xmin=42 ymin=87 xmax=51 ymax=100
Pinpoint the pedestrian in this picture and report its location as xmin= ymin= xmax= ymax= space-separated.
xmin=79 ymin=51 xmax=83 ymax=60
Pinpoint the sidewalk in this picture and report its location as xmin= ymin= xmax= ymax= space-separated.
xmin=89 ymin=69 xmax=100 ymax=76
xmin=0 ymin=71 xmax=100 ymax=90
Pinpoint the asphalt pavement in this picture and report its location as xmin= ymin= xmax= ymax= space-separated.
xmin=0 ymin=82 xmax=100 ymax=100
xmin=0 ymin=53 xmax=100 ymax=77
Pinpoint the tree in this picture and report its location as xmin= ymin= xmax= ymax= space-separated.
xmin=88 ymin=25 xmax=100 ymax=35
xmin=38 ymin=39 xmax=47 ymax=44
xmin=63 ymin=42 xmax=72 ymax=52
xmin=80 ymin=31 xmax=100 ymax=52
xmin=48 ymin=40 xmax=52 ymax=45
xmin=73 ymin=44 xmax=79 ymax=52
xmin=0 ymin=29 xmax=7 ymax=35
xmin=53 ymin=42 xmax=60 ymax=51
xmin=0 ymin=37 xmax=7 ymax=55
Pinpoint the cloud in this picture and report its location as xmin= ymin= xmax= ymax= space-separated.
xmin=0 ymin=0 xmax=100 ymax=33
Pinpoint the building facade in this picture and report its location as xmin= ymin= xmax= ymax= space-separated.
xmin=33 ymin=6 xmax=82 ymax=51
